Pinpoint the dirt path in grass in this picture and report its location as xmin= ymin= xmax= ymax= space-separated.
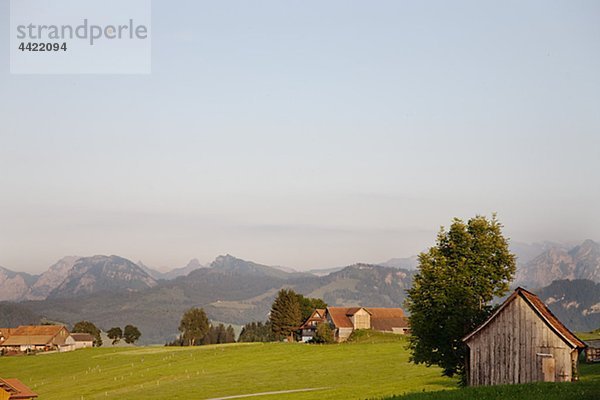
xmin=205 ymin=387 xmax=331 ymax=400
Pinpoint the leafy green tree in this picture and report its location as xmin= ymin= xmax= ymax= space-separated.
xmin=313 ymin=322 xmax=335 ymax=344
xmin=297 ymin=296 xmax=327 ymax=321
xmin=270 ymin=289 xmax=303 ymax=341
xmin=107 ymin=327 xmax=123 ymax=345
xmin=179 ymin=307 xmax=209 ymax=346
xmin=407 ymin=215 xmax=516 ymax=385
xmin=123 ymin=325 xmax=141 ymax=344
xmin=72 ymin=320 xmax=102 ymax=347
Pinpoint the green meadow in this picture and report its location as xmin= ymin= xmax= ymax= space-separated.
xmin=383 ymin=363 xmax=600 ymax=400
xmin=0 ymin=333 xmax=453 ymax=400
xmin=1 ymin=332 xmax=598 ymax=400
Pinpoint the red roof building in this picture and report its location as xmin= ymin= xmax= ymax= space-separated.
xmin=0 ymin=378 xmax=38 ymax=399
xmin=325 ymin=306 xmax=409 ymax=342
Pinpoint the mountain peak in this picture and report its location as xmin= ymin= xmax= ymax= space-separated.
xmin=516 ymin=240 xmax=600 ymax=289
xmin=186 ymin=258 xmax=202 ymax=268
xmin=47 ymin=255 xmax=157 ymax=299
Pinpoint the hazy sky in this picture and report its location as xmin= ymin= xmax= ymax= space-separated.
xmin=1 ymin=1 xmax=599 ymax=273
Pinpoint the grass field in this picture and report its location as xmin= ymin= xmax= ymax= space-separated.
xmin=383 ymin=363 xmax=600 ymax=400
xmin=1 ymin=332 xmax=598 ymax=400
xmin=576 ymin=330 xmax=600 ymax=341
xmin=0 ymin=333 xmax=454 ymax=400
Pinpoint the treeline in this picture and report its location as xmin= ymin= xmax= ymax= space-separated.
xmin=167 ymin=307 xmax=235 ymax=346
xmin=238 ymin=321 xmax=273 ymax=342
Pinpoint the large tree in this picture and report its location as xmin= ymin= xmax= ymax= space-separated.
xmin=72 ymin=320 xmax=102 ymax=347
xmin=107 ymin=327 xmax=123 ymax=345
xmin=406 ymin=215 xmax=516 ymax=385
xmin=270 ymin=289 xmax=302 ymax=341
xmin=179 ymin=307 xmax=210 ymax=346
xmin=123 ymin=325 xmax=142 ymax=344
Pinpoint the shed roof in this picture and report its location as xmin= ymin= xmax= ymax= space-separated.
xmin=0 ymin=378 xmax=38 ymax=399
xmin=463 ymin=287 xmax=586 ymax=349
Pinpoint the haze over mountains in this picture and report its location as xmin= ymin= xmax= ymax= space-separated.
xmin=0 ymin=240 xmax=598 ymax=344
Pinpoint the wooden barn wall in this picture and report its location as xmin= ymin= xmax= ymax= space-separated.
xmin=467 ymin=296 xmax=573 ymax=386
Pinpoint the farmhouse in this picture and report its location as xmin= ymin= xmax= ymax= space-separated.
xmin=70 ymin=333 xmax=94 ymax=349
xmin=299 ymin=308 xmax=327 ymax=342
xmin=463 ymin=287 xmax=586 ymax=386
xmin=325 ymin=307 xmax=409 ymax=342
xmin=0 ymin=378 xmax=38 ymax=400
xmin=0 ymin=325 xmax=74 ymax=353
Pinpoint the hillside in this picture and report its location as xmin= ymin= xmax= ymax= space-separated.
xmin=536 ymin=279 xmax=600 ymax=332
xmin=0 ymin=335 xmax=454 ymax=400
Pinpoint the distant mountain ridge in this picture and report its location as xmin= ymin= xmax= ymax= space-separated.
xmin=47 ymin=255 xmax=158 ymax=299
xmin=1 ymin=240 xmax=599 ymax=343
xmin=537 ymin=279 xmax=600 ymax=332
xmin=137 ymin=259 xmax=204 ymax=280
xmin=14 ymin=255 xmax=415 ymax=344
xmin=515 ymin=239 xmax=600 ymax=289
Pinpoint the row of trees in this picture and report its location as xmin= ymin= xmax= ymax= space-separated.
xmin=238 ymin=321 xmax=273 ymax=343
xmin=107 ymin=325 xmax=142 ymax=345
xmin=72 ymin=321 xmax=142 ymax=346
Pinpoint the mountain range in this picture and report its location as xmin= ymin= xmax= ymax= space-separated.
xmin=0 ymin=240 xmax=598 ymax=344
xmin=0 ymin=255 xmax=415 ymax=344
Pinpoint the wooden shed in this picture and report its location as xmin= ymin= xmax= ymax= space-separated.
xmin=463 ymin=287 xmax=586 ymax=386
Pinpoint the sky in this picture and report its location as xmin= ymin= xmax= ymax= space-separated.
xmin=1 ymin=0 xmax=599 ymax=273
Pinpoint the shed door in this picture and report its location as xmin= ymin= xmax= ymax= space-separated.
xmin=540 ymin=356 xmax=555 ymax=382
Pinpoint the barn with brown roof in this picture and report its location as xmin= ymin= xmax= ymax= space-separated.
xmin=463 ymin=287 xmax=586 ymax=386
xmin=70 ymin=333 xmax=94 ymax=349
xmin=0 ymin=325 xmax=74 ymax=353
xmin=0 ymin=378 xmax=38 ymax=399
xmin=0 ymin=329 xmax=17 ymax=346
xmin=325 ymin=306 xmax=409 ymax=342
